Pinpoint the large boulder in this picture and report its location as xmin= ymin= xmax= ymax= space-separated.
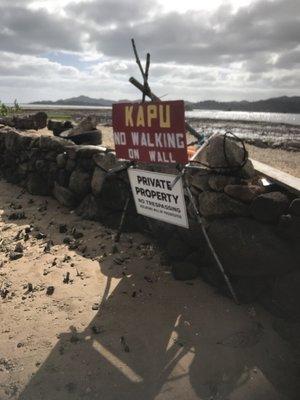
xmin=93 ymin=151 xmax=118 ymax=171
xmin=194 ymin=134 xmax=255 ymax=178
xmin=172 ymin=262 xmax=199 ymax=281
xmin=191 ymin=172 xmax=211 ymax=191
xmin=76 ymin=194 xmax=101 ymax=220
xmin=263 ymin=271 xmax=300 ymax=322
xmin=224 ymin=184 xmax=265 ymax=203
xmin=12 ymin=112 xmax=47 ymax=130
xmin=91 ymin=167 xmax=106 ymax=196
xmin=48 ymin=120 xmax=73 ymax=136
xmin=289 ymin=198 xmax=300 ymax=216
xmin=207 ymin=217 xmax=296 ymax=276
xmin=69 ymin=169 xmax=91 ymax=197
xmin=277 ymin=214 xmax=300 ymax=244
xmin=198 ymin=192 xmax=249 ymax=217
xmin=251 ymin=192 xmax=289 ymax=222
xmin=27 ymin=173 xmax=50 ymax=195
xmin=53 ymin=182 xmax=77 ymax=208
xmin=208 ymin=175 xmax=237 ymax=192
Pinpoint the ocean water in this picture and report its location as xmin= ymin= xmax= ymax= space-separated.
xmin=16 ymin=104 xmax=300 ymax=125
xmin=186 ymin=109 xmax=300 ymax=125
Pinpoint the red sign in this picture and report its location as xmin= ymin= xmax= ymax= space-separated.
xmin=112 ymin=100 xmax=188 ymax=164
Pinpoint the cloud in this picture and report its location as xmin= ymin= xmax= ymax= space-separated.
xmin=0 ymin=0 xmax=299 ymax=102
xmin=0 ymin=3 xmax=83 ymax=54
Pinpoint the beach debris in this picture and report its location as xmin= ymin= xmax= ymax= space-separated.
xmin=44 ymin=240 xmax=54 ymax=253
xmin=120 ymin=336 xmax=130 ymax=352
xmin=9 ymin=251 xmax=23 ymax=261
xmin=59 ymin=224 xmax=68 ymax=233
xmin=63 ymin=272 xmax=70 ymax=284
xmin=8 ymin=211 xmax=26 ymax=220
xmin=46 ymin=286 xmax=55 ymax=295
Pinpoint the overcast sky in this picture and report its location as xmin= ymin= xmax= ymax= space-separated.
xmin=0 ymin=0 xmax=299 ymax=103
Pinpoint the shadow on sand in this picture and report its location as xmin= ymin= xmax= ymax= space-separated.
xmin=1 ymin=183 xmax=299 ymax=400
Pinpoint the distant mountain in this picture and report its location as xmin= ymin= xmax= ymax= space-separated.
xmin=31 ymin=95 xmax=300 ymax=113
xmin=189 ymin=96 xmax=300 ymax=114
xmin=31 ymin=95 xmax=113 ymax=107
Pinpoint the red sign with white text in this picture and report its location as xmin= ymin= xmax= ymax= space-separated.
xmin=112 ymin=100 xmax=188 ymax=164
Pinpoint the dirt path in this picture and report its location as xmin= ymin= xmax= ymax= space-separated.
xmin=0 ymin=179 xmax=299 ymax=400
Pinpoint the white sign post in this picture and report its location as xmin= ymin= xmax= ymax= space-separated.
xmin=128 ymin=169 xmax=189 ymax=228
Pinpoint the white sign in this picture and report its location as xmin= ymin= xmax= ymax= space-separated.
xmin=128 ymin=169 xmax=189 ymax=228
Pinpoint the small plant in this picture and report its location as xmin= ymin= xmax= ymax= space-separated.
xmin=0 ymin=99 xmax=22 ymax=117
xmin=0 ymin=102 xmax=8 ymax=117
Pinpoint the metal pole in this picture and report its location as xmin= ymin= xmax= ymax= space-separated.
xmin=185 ymin=185 xmax=239 ymax=304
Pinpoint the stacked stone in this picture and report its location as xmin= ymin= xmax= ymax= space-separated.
xmin=0 ymin=127 xmax=299 ymax=321
xmin=165 ymin=134 xmax=299 ymax=321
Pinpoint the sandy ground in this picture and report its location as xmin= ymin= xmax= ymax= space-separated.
xmin=0 ymin=179 xmax=299 ymax=400
xmin=246 ymin=145 xmax=300 ymax=177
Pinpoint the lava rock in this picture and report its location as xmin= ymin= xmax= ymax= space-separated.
xmin=224 ymin=184 xmax=265 ymax=203
xmin=194 ymin=133 xmax=255 ymax=178
xmin=172 ymin=262 xmax=199 ymax=281
xmin=93 ymin=151 xmax=118 ymax=171
xmin=91 ymin=167 xmax=106 ymax=196
xmin=27 ymin=173 xmax=50 ymax=195
xmin=69 ymin=169 xmax=91 ymax=197
xmin=207 ymin=217 xmax=296 ymax=277
xmin=76 ymin=194 xmax=100 ymax=220
xmin=191 ymin=173 xmax=211 ymax=191
xmin=208 ymin=175 xmax=236 ymax=192
xmin=56 ymin=153 xmax=68 ymax=168
xmin=289 ymin=198 xmax=300 ymax=216
xmin=198 ymin=191 xmax=249 ymax=217
xmin=251 ymin=192 xmax=289 ymax=223
xmin=53 ymin=182 xmax=77 ymax=208
xmin=166 ymin=235 xmax=191 ymax=261
xmin=59 ymin=224 xmax=68 ymax=233
xmin=9 ymin=251 xmax=23 ymax=260
xmin=46 ymin=286 xmax=55 ymax=295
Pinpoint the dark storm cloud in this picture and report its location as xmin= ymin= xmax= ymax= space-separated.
xmin=0 ymin=3 xmax=83 ymax=54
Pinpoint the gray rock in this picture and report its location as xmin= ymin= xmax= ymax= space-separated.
xmin=198 ymin=191 xmax=249 ymax=217
xmin=76 ymin=194 xmax=100 ymax=220
xmin=39 ymin=135 xmax=70 ymax=152
xmin=194 ymin=134 xmax=255 ymax=178
xmin=251 ymin=191 xmax=289 ymax=222
xmin=93 ymin=151 xmax=118 ymax=171
xmin=207 ymin=217 xmax=296 ymax=276
xmin=27 ymin=173 xmax=50 ymax=195
xmin=69 ymin=169 xmax=91 ymax=197
xmin=191 ymin=173 xmax=211 ymax=191
xmin=91 ymin=167 xmax=106 ymax=196
xmin=269 ymin=271 xmax=300 ymax=322
xmin=48 ymin=120 xmax=73 ymax=136
xmin=166 ymin=235 xmax=191 ymax=261
xmin=56 ymin=153 xmax=68 ymax=168
xmin=289 ymin=198 xmax=300 ymax=216
xmin=224 ymin=184 xmax=265 ymax=203
xmin=172 ymin=262 xmax=199 ymax=281
xmin=53 ymin=183 xmax=77 ymax=208
xmin=277 ymin=214 xmax=300 ymax=243
xmin=208 ymin=175 xmax=236 ymax=192
xmin=65 ymin=159 xmax=76 ymax=172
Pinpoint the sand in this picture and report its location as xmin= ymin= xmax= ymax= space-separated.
xmin=0 ymin=179 xmax=299 ymax=400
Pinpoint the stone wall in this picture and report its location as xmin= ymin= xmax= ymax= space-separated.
xmin=0 ymin=126 xmax=299 ymax=322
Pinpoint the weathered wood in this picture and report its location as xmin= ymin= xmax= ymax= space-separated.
xmin=129 ymin=76 xmax=201 ymax=140
xmin=251 ymin=159 xmax=300 ymax=195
